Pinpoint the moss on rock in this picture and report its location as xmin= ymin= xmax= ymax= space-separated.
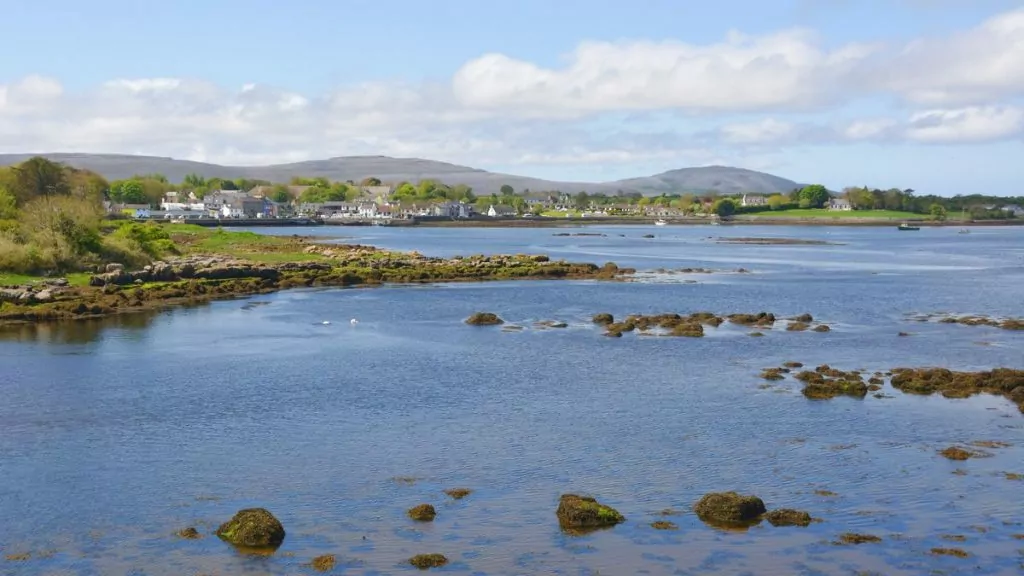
xmin=764 ymin=509 xmax=812 ymax=527
xmin=407 ymin=504 xmax=437 ymax=521
xmin=650 ymin=520 xmax=678 ymax=530
xmin=215 ymin=508 xmax=285 ymax=548
xmin=592 ymin=313 xmax=614 ymax=325
xmin=556 ymin=494 xmax=625 ymax=531
xmin=409 ymin=553 xmax=448 ymax=570
xmin=693 ymin=492 xmax=766 ymax=527
xmin=837 ymin=533 xmax=882 ymax=545
xmin=444 ymin=488 xmax=472 ymax=500
xmin=176 ymin=527 xmax=202 ymax=539
xmin=465 ymin=312 xmax=503 ymax=326
xmin=310 ymin=554 xmax=336 ymax=572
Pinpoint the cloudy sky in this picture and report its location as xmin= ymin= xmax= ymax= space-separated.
xmin=1 ymin=0 xmax=1022 ymax=195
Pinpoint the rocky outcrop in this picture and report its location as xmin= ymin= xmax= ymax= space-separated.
xmin=89 ymin=257 xmax=283 ymax=286
xmin=215 ymin=508 xmax=285 ymax=548
xmin=465 ymin=312 xmax=504 ymax=326
xmin=694 ymin=492 xmax=766 ymax=527
xmin=0 ymin=279 xmax=69 ymax=304
xmin=407 ymin=504 xmax=437 ymax=521
xmin=556 ymin=494 xmax=625 ymax=531
xmin=764 ymin=509 xmax=812 ymax=527
xmin=409 ymin=554 xmax=448 ymax=570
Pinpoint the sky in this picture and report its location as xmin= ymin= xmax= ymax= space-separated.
xmin=1 ymin=0 xmax=1023 ymax=195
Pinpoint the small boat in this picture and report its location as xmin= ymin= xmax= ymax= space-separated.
xmin=897 ymin=222 xmax=920 ymax=231
xmin=655 ymin=219 xmax=667 ymax=226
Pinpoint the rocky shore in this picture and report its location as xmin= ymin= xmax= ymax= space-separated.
xmin=0 ymin=244 xmax=629 ymax=326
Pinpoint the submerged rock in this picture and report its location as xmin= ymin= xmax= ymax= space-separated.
xmin=176 ymin=527 xmax=202 ymax=539
xmin=760 ymin=368 xmax=786 ymax=381
xmin=556 ymin=494 xmax=625 ymax=530
xmin=764 ymin=509 xmax=812 ymax=527
xmin=792 ymin=313 xmax=814 ymax=323
xmin=668 ymin=322 xmax=704 ymax=337
xmin=836 ymin=532 xmax=882 ymax=545
xmin=536 ymin=320 xmax=568 ymax=328
xmin=407 ymin=504 xmax=437 ymax=522
xmin=310 ymin=554 xmax=336 ymax=572
xmin=444 ymin=488 xmax=473 ymax=499
xmin=812 ymin=324 xmax=831 ymax=333
xmin=409 ymin=553 xmax=448 ymax=570
xmin=465 ymin=312 xmax=504 ymax=326
xmin=693 ymin=492 xmax=766 ymax=527
xmin=786 ymin=321 xmax=810 ymax=331
xmin=940 ymin=447 xmax=976 ymax=461
xmin=215 ymin=508 xmax=285 ymax=548
xmin=592 ymin=313 xmax=614 ymax=325
xmin=930 ymin=547 xmax=970 ymax=558
xmin=650 ymin=520 xmax=678 ymax=530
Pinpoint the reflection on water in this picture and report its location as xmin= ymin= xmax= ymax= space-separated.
xmin=1 ymin=225 xmax=1023 ymax=575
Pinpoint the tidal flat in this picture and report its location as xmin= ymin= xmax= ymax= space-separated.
xmin=2 ymin=225 xmax=1023 ymax=575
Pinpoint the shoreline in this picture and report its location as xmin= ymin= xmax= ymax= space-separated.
xmin=160 ymin=216 xmax=1024 ymax=228
xmin=0 ymin=244 xmax=630 ymax=327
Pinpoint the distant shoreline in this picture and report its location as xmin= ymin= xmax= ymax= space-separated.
xmin=153 ymin=216 xmax=1024 ymax=229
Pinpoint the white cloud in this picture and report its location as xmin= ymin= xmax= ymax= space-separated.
xmin=904 ymin=106 xmax=1024 ymax=143
xmin=1 ymin=8 xmax=1024 ymax=170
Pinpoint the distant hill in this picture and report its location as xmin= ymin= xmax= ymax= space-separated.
xmin=0 ymin=153 xmax=802 ymax=196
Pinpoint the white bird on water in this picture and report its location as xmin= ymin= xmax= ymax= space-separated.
xmin=322 ymin=320 xmax=331 ymax=325
xmin=350 ymin=318 xmax=359 ymax=325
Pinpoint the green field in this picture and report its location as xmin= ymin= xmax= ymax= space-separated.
xmin=745 ymin=209 xmax=923 ymax=220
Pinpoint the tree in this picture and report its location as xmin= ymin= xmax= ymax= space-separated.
xmin=713 ymin=198 xmax=736 ymax=217
xmin=576 ymin=191 xmax=590 ymax=208
xmin=0 ymin=186 xmax=17 ymax=219
xmin=182 ymin=173 xmax=206 ymax=190
xmin=10 ymin=156 xmax=70 ymax=204
xmin=499 ymin=184 xmax=514 ymax=196
xmin=119 ymin=180 xmax=147 ymax=204
xmin=270 ymin=185 xmax=291 ymax=203
xmin=798 ymin=184 xmax=830 ymax=209
xmin=929 ymin=203 xmax=947 ymax=221
xmin=767 ymin=194 xmax=787 ymax=210
xmin=360 ymin=177 xmax=382 ymax=186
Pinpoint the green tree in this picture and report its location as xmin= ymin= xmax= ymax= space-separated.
xmin=182 ymin=173 xmax=206 ymax=190
xmin=270 ymin=185 xmax=291 ymax=203
xmin=9 ymin=156 xmax=71 ymax=204
xmin=360 ymin=177 xmax=382 ymax=186
xmin=499 ymin=184 xmax=514 ymax=196
xmin=713 ymin=198 xmax=737 ymax=217
xmin=576 ymin=191 xmax=590 ymax=208
xmin=0 ymin=186 xmax=17 ymax=219
xmin=767 ymin=194 xmax=787 ymax=210
xmin=798 ymin=184 xmax=830 ymax=209
xmin=929 ymin=203 xmax=947 ymax=221
xmin=119 ymin=180 xmax=147 ymax=204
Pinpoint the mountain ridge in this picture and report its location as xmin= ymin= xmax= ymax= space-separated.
xmin=0 ymin=153 xmax=803 ymax=196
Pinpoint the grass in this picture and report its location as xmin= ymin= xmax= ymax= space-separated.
xmin=540 ymin=210 xmax=583 ymax=218
xmin=0 ymin=272 xmax=93 ymax=287
xmin=746 ymin=209 xmax=923 ymax=220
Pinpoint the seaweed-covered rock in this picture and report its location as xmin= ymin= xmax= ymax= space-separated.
xmin=444 ymin=488 xmax=472 ymax=499
xmin=1009 ymin=386 xmax=1024 ymax=404
xmin=556 ymin=494 xmax=625 ymax=530
xmin=465 ymin=312 xmax=504 ymax=326
xmin=536 ymin=320 xmax=568 ymax=328
xmin=782 ymin=361 xmax=804 ymax=368
xmin=837 ymin=533 xmax=882 ymax=544
xmin=604 ymin=322 xmax=636 ymax=337
xmin=215 ymin=508 xmax=285 ymax=548
xmin=792 ymin=313 xmax=814 ymax=323
xmin=409 ymin=553 xmax=448 ymax=570
xmin=592 ymin=313 xmax=614 ymax=325
xmin=796 ymin=369 xmax=868 ymax=400
xmin=408 ymin=504 xmax=437 ymax=521
xmin=728 ymin=312 xmax=776 ymax=327
xmin=940 ymin=447 xmax=974 ymax=461
xmin=764 ymin=509 xmax=812 ymax=527
xmin=812 ymin=325 xmax=831 ymax=333
xmin=668 ymin=322 xmax=704 ymax=337
xmin=930 ymin=547 xmax=970 ymax=558
xmin=310 ymin=554 xmax=336 ymax=572
xmin=760 ymin=368 xmax=786 ymax=381
xmin=693 ymin=492 xmax=766 ymax=527
xmin=650 ymin=520 xmax=678 ymax=530
xmin=786 ymin=322 xmax=810 ymax=331
xmin=176 ymin=527 xmax=202 ymax=539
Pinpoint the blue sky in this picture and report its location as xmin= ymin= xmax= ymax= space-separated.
xmin=1 ymin=0 xmax=1023 ymax=195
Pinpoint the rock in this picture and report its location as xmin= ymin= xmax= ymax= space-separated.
xmin=792 ymin=313 xmax=814 ymax=322
xmin=761 ymin=368 xmax=786 ymax=381
xmin=407 ymin=504 xmax=436 ymax=521
xmin=764 ymin=509 xmax=812 ymax=527
xmin=556 ymin=494 xmax=625 ymax=530
xmin=783 ymin=361 xmax=804 ymax=368
xmin=443 ymin=488 xmax=472 ymax=500
xmin=837 ymin=532 xmax=882 ymax=544
xmin=106 ymin=263 xmax=124 ymax=273
xmin=409 ymin=554 xmax=448 ymax=570
xmin=787 ymin=321 xmax=810 ymax=331
xmin=1009 ymin=386 xmax=1024 ymax=403
xmin=32 ymin=289 xmax=54 ymax=303
xmin=650 ymin=520 xmax=678 ymax=530
xmin=749 ymin=331 xmax=764 ymax=337
xmin=642 ymin=234 xmax=655 ymax=238
xmin=694 ymin=492 xmax=766 ymax=527
xmin=940 ymin=447 xmax=974 ymax=461
xmin=668 ymin=322 xmax=704 ymax=337
xmin=812 ymin=324 xmax=831 ymax=332
xmin=310 ymin=554 xmax=336 ymax=572
xmin=930 ymin=547 xmax=970 ymax=558
xmin=465 ymin=312 xmax=504 ymax=326
xmin=176 ymin=527 xmax=202 ymax=539
xmin=536 ymin=320 xmax=568 ymax=328
xmin=215 ymin=508 xmax=285 ymax=548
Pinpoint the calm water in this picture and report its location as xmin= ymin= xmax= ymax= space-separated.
xmin=2 ymin=225 xmax=1023 ymax=575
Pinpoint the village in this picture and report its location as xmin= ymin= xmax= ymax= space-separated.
xmin=110 ymin=185 xmax=871 ymax=224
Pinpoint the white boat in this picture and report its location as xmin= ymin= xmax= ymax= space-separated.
xmin=655 ymin=219 xmax=667 ymax=226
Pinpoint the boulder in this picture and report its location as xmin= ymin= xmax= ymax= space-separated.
xmin=106 ymin=263 xmax=125 ymax=273
xmin=407 ymin=504 xmax=436 ymax=521
xmin=409 ymin=554 xmax=448 ymax=570
xmin=215 ymin=508 xmax=285 ymax=548
xmin=764 ymin=509 xmax=812 ymax=527
xmin=556 ymin=494 xmax=625 ymax=530
xmin=1009 ymin=386 xmax=1024 ymax=404
xmin=592 ymin=313 xmax=614 ymax=325
xmin=694 ymin=492 xmax=766 ymax=526
xmin=465 ymin=312 xmax=504 ymax=326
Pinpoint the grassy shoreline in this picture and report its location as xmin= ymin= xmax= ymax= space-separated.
xmin=0 ymin=225 xmax=630 ymax=326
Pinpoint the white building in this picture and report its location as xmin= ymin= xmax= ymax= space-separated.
xmin=829 ymin=199 xmax=853 ymax=211
xmin=741 ymin=194 xmax=768 ymax=207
